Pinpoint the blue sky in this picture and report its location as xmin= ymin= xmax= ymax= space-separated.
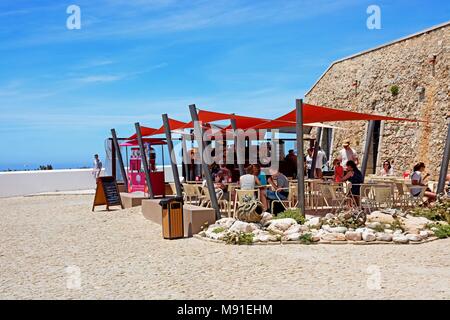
xmin=0 ymin=0 xmax=448 ymax=170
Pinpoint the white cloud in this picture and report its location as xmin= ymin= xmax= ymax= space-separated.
xmin=77 ymin=75 xmax=123 ymax=83
xmin=1 ymin=0 xmax=359 ymax=48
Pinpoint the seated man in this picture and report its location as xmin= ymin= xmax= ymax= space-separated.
xmin=266 ymin=168 xmax=289 ymax=201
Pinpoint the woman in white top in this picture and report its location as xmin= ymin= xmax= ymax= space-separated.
xmin=380 ymin=160 xmax=394 ymax=176
xmin=238 ymin=165 xmax=268 ymax=210
xmin=410 ymin=162 xmax=436 ymax=203
xmin=240 ymin=165 xmax=261 ymax=190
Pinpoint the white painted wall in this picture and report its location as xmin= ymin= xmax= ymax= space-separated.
xmin=0 ymin=169 xmax=103 ymax=198
xmin=0 ymin=165 xmax=183 ymax=198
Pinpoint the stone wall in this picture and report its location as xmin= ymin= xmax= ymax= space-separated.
xmin=306 ymin=23 xmax=449 ymax=178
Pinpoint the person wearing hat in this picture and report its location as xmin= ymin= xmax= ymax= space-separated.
xmin=338 ymin=139 xmax=359 ymax=168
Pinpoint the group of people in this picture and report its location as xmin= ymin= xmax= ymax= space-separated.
xmin=329 ymin=140 xmax=450 ymax=205
xmin=209 ymin=163 xmax=289 ymax=213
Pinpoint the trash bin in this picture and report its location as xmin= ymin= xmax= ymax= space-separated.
xmin=159 ymin=197 xmax=184 ymax=239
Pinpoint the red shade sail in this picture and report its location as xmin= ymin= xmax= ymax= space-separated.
xmin=127 ymin=126 xmax=158 ymax=140
xmin=126 ymin=103 xmax=416 ymax=139
xmin=127 ymin=119 xmax=188 ymax=139
xmin=152 ymin=118 xmax=189 ymax=135
xmin=120 ymin=138 xmax=167 ymax=147
xmin=189 ymin=109 xmax=270 ymax=129
xmin=252 ymin=103 xmax=418 ymax=129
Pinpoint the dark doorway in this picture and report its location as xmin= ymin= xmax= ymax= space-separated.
xmin=367 ymin=120 xmax=381 ymax=174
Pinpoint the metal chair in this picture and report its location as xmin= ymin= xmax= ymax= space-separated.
xmin=360 ymin=184 xmax=394 ymax=213
xmin=182 ymin=183 xmax=202 ymax=205
xmin=320 ymin=183 xmax=355 ymax=213
xmin=270 ymin=185 xmax=298 ymax=214
xmin=200 ymin=186 xmax=229 ymax=216
xmin=406 ymin=185 xmax=428 ymax=207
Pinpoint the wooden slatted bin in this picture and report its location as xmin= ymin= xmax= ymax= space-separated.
xmin=160 ymin=197 xmax=184 ymax=239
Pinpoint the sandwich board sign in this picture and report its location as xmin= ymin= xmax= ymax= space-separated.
xmin=92 ymin=176 xmax=124 ymax=211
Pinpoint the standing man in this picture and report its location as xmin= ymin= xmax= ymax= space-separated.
xmin=285 ymin=149 xmax=298 ymax=178
xmin=315 ymin=146 xmax=327 ymax=179
xmin=93 ymin=154 xmax=102 ymax=179
xmin=338 ymin=139 xmax=359 ymax=168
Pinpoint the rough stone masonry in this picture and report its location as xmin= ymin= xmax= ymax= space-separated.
xmin=306 ymin=22 xmax=449 ymax=177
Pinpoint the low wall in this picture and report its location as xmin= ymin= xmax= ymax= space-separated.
xmin=0 ymin=165 xmax=182 ymax=198
xmin=0 ymin=169 xmax=103 ymax=198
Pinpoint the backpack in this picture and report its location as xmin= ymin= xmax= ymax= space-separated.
xmin=235 ymin=195 xmax=264 ymax=223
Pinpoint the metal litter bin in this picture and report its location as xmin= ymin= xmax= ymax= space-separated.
xmin=159 ymin=197 xmax=184 ymax=239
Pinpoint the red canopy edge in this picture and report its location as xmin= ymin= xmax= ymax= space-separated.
xmin=152 ymin=118 xmax=188 ymax=135
xmin=127 ymin=103 xmax=418 ymax=138
xmin=252 ymin=103 xmax=419 ymax=130
xmin=127 ymin=126 xmax=158 ymax=140
xmin=127 ymin=119 xmax=188 ymax=139
xmin=120 ymin=138 xmax=167 ymax=147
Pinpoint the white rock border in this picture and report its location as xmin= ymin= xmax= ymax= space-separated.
xmin=196 ymin=211 xmax=446 ymax=246
xmin=193 ymin=234 xmax=441 ymax=245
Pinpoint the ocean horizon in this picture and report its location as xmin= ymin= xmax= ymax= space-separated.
xmin=0 ymin=163 xmax=92 ymax=172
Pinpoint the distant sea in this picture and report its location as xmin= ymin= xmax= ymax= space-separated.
xmin=0 ymin=163 xmax=92 ymax=172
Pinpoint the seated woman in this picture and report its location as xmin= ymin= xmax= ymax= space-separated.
xmin=214 ymin=164 xmax=232 ymax=200
xmin=342 ymin=160 xmax=363 ymax=205
xmin=240 ymin=165 xmax=260 ymax=190
xmin=239 ymin=165 xmax=267 ymax=210
xmin=253 ymin=164 xmax=267 ymax=185
xmin=332 ymin=158 xmax=344 ymax=183
xmin=380 ymin=160 xmax=394 ymax=176
xmin=253 ymin=164 xmax=268 ymax=209
xmin=410 ymin=162 xmax=436 ymax=204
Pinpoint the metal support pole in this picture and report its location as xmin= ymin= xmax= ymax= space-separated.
xmin=162 ymin=114 xmax=183 ymax=197
xmin=296 ymin=99 xmax=306 ymax=216
xmin=230 ymin=118 xmax=245 ymax=176
xmin=189 ymin=104 xmax=220 ymax=219
xmin=181 ymin=136 xmax=190 ymax=182
xmin=310 ymin=127 xmax=322 ymax=178
xmin=135 ymin=122 xmax=154 ymax=199
xmin=111 ymin=138 xmax=116 ymax=180
xmin=361 ymin=120 xmax=376 ymax=180
xmin=111 ymin=129 xmax=128 ymax=191
xmin=437 ymin=114 xmax=450 ymax=195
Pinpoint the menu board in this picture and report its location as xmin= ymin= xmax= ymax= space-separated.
xmin=92 ymin=176 xmax=124 ymax=211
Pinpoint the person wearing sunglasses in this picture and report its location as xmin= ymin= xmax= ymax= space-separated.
xmin=380 ymin=160 xmax=394 ymax=176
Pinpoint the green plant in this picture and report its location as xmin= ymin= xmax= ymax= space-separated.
xmin=299 ymin=233 xmax=313 ymax=245
xmin=274 ymin=209 xmax=305 ymax=224
xmin=327 ymin=210 xmax=365 ymax=229
xmin=390 ymin=218 xmax=405 ymax=232
xmin=410 ymin=200 xmax=450 ymax=223
xmin=372 ymin=224 xmax=386 ymax=233
xmin=428 ymin=223 xmax=450 ymax=239
xmin=212 ymin=227 xmax=225 ymax=234
xmin=224 ymin=232 xmax=254 ymax=245
xmin=390 ymin=85 xmax=399 ymax=96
